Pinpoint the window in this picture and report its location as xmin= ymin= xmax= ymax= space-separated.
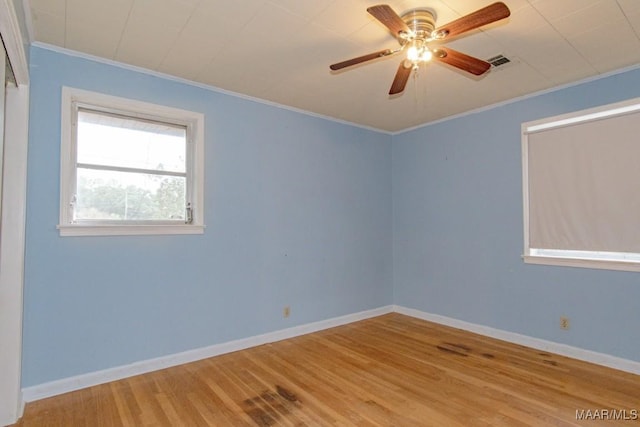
xmin=59 ymin=87 xmax=204 ymax=236
xmin=522 ymin=97 xmax=640 ymax=272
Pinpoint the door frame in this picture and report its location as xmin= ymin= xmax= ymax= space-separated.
xmin=0 ymin=0 xmax=29 ymax=424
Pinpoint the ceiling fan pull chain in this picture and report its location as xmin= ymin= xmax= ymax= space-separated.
xmin=413 ymin=65 xmax=419 ymax=105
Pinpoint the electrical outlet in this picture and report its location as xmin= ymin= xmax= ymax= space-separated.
xmin=283 ymin=306 xmax=290 ymax=318
xmin=560 ymin=316 xmax=570 ymax=330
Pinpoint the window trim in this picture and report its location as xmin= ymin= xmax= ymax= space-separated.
xmin=59 ymin=86 xmax=205 ymax=236
xmin=521 ymin=97 xmax=640 ymax=272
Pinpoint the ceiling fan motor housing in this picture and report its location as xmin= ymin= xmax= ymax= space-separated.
xmin=399 ymin=8 xmax=436 ymax=43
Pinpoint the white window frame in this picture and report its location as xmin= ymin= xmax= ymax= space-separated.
xmin=59 ymin=87 xmax=205 ymax=236
xmin=522 ymin=97 xmax=640 ymax=272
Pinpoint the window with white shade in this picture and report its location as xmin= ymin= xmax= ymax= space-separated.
xmin=59 ymin=87 xmax=204 ymax=236
xmin=522 ymin=97 xmax=640 ymax=272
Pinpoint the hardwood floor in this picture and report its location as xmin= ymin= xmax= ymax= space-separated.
xmin=14 ymin=313 xmax=640 ymax=426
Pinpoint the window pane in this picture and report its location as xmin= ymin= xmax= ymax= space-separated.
xmin=76 ymin=168 xmax=186 ymax=221
xmin=77 ymin=109 xmax=186 ymax=173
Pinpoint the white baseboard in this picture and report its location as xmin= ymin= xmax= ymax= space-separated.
xmin=22 ymin=303 xmax=640 ymax=403
xmin=21 ymin=305 xmax=394 ymax=402
xmin=394 ymin=305 xmax=640 ymax=376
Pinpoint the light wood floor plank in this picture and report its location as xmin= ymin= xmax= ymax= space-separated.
xmin=14 ymin=314 xmax=640 ymax=426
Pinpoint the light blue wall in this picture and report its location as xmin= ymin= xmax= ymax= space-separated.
xmin=22 ymin=46 xmax=393 ymax=386
xmin=393 ymin=68 xmax=640 ymax=362
xmin=23 ymin=44 xmax=640 ymax=389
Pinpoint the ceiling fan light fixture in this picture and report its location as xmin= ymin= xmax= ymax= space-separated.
xmin=407 ymin=39 xmax=433 ymax=65
xmin=406 ymin=41 xmax=432 ymax=63
xmin=407 ymin=47 xmax=433 ymax=63
xmin=407 ymin=45 xmax=420 ymax=61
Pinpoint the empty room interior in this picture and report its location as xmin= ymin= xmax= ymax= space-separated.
xmin=2 ymin=0 xmax=640 ymax=425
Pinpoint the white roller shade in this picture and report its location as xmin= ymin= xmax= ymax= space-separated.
xmin=522 ymin=98 xmax=640 ymax=271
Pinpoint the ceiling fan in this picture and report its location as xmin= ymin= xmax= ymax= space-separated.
xmin=329 ymin=2 xmax=511 ymax=95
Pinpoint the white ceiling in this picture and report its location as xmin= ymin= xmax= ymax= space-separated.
xmin=25 ymin=0 xmax=640 ymax=132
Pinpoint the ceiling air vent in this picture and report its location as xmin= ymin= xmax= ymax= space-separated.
xmin=486 ymin=54 xmax=511 ymax=67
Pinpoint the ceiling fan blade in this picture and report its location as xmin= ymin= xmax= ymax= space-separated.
xmin=432 ymin=2 xmax=510 ymax=40
xmin=433 ymin=47 xmax=491 ymax=76
xmin=389 ymin=61 xmax=413 ymax=95
xmin=330 ymin=49 xmax=395 ymax=70
xmin=367 ymin=4 xmax=411 ymax=37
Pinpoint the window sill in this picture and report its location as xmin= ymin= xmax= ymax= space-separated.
xmin=522 ymin=254 xmax=640 ymax=273
xmin=57 ymin=224 xmax=205 ymax=237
